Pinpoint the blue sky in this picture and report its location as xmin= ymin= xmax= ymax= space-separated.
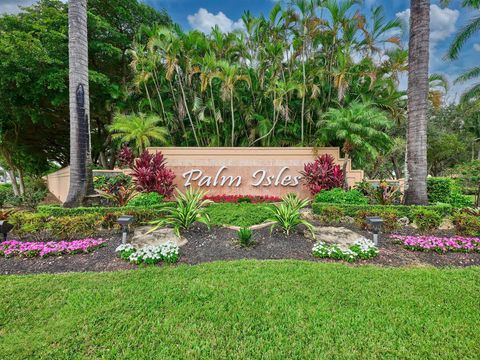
xmin=2 ymin=0 xmax=479 ymax=101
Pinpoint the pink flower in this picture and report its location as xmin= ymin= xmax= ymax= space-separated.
xmin=0 ymin=239 xmax=106 ymax=258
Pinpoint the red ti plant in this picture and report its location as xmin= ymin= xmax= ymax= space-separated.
xmin=301 ymin=154 xmax=344 ymax=195
xmin=117 ymin=146 xmax=135 ymax=168
xmin=132 ymin=150 xmax=176 ymax=197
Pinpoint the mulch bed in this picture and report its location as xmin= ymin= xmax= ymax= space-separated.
xmin=1 ymin=223 xmax=480 ymax=275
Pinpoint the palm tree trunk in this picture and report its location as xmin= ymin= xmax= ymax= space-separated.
xmin=18 ymin=169 xmax=25 ymax=195
xmin=230 ymin=89 xmax=235 ymax=146
xmin=7 ymin=170 xmax=20 ymax=196
xmin=176 ymin=66 xmax=200 ymax=146
xmin=64 ymin=0 xmax=91 ymax=207
xmin=210 ymin=87 xmax=220 ymax=145
xmin=404 ymin=0 xmax=430 ymax=205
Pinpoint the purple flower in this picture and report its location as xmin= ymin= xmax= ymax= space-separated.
xmin=0 ymin=239 xmax=106 ymax=258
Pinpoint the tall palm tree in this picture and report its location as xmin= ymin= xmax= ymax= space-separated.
xmin=109 ymin=113 xmax=169 ymax=154
xmin=320 ymin=102 xmax=393 ymax=189
xmin=212 ymin=61 xmax=251 ymax=146
xmin=404 ymin=0 xmax=430 ymax=205
xmin=64 ymin=0 xmax=92 ymax=208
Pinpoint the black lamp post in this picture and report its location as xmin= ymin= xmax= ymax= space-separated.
xmin=0 ymin=220 xmax=13 ymax=241
xmin=117 ymin=215 xmax=134 ymax=244
xmin=366 ymin=216 xmax=383 ymax=246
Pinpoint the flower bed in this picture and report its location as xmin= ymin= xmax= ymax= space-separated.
xmin=0 ymin=239 xmax=106 ymax=258
xmin=391 ymin=235 xmax=480 ymax=253
xmin=312 ymin=238 xmax=379 ymax=262
xmin=203 ymin=194 xmax=281 ymax=203
xmin=115 ymin=242 xmax=179 ymax=265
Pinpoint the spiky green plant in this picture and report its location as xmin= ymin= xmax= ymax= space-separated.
xmin=237 ymin=227 xmax=254 ymax=247
xmin=267 ymin=195 xmax=314 ymax=237
xmin=151 ymin=188 xmax=211 ymax=235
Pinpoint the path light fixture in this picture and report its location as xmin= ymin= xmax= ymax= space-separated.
xmin=366 ymin=216 xmax=383 ymax=246
xmin=0 ymin=220 xmax=13 ymax=241
xmin=117 ymin=215 xmax=134 ymax=244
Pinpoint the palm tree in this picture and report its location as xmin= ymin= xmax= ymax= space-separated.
xmin=109 ymin=113 xmax=169 ymax=153
xmin=212 ymin=61 xmax=251 ymax=146
xmin=404 ymin=0 xmax=430 ymax=205
xmin=320 ymin=102 xmax=393 ymax=189
xmin=64 ymin=0 xmax=92 ymax=208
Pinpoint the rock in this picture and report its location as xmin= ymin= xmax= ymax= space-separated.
xmin=439 ymin=218 xmax=454 ymax=230
xmin=341 ymin=216 xmax=355 ymax=224
xmin=131 ymin=226 xmax=187 ymax=249
xmin=305 ymin=226 xmax=369 ymax=250
xmin=398 ymin=217 xmax=410 ymax=226
xmin=300 ymin=209 xmax=316 ymax=221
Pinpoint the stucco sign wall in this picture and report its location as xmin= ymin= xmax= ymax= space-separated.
xmin=148 ymin=147 xmax=364 ymax=198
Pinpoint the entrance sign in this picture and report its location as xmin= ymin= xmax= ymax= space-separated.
xmin=148 ymin=147 xmax=364 ymax=198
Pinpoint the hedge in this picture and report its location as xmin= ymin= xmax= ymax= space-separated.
xmin=312 ymin=202 xmax=453 ymax=220
xmin=37 ymin=204 xmax=167 ymax=217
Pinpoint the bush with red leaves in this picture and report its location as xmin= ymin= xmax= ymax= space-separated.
xmin=118 ymin=146 xmax=135 ymax=168
xmin=203 ymin=194 xmax=282 ymax=203
xmin=301 ymin=154 xmax=344 ymax=195
xmin=132 ymin=150 xmax=176 ymax=197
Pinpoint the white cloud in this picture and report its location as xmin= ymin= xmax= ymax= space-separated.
xmin=474 ymin=43 xmax=480 ymax=52
xmin=187 ymin=8 xmax=244 ymax=33
xmin=396 ymin=5 xmax=459 ymax=47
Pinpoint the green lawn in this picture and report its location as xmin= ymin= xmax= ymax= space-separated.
xmin=206 ymin=203 xmax=272 ymax=227
xmin=1 ymin=261 xmax=479 ymax=359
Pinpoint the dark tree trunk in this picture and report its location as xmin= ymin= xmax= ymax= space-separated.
xmin=64 ymin=0 xmax=93 ymax=207
xmin=404 ymin=0 xmax=430 ymax=205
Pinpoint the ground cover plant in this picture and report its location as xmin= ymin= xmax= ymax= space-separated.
xmin=0 ymin=239 xmax=105 ymax=257
xmin=115 ymin=242 xmax=179 ymax=265
xmin=312 ymin=238 xmax=379 ymax=262
xmin=1 ymin=261 xmax=479 ymax=359
xmin=315 ymin=188 xmax=369 ymax=205
xmin=391 ymin=235 xmax=480 ymax=253
xmin=205 ymin=202 xmax=273 ymax=227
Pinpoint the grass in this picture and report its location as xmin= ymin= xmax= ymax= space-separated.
xmin=1 ymin=261 xmax=479 ymax=359
xmin=205 ymin=202 xmax=272 ymax=227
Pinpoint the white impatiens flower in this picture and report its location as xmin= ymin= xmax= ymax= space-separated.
xmin=115 ymin=244 xmax=135 ymax=252
xmin=312 ymin=238 xmax=379 ymax=262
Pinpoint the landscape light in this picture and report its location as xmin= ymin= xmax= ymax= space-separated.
xmin=117 ymin=215 xmax=134 ymax=244
xmin=0 ymin=220 xmax=13 ymax=241
xmin=366 ymin=216 xmax=383 ymax=246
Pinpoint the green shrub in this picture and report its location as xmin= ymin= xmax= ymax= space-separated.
xmin=315 ymin=188 xmax=368 ymax=205
xmin=10 ymin=212 xmax=100 ymax=240
xmin=47 ymin=214 xmax=100 ymax=240
xmin=238 ymin=227 xmax=254 ymax=247
xmin=206 ymin=203 xmax=272 ymax=227
xmin=6 ymin=189 xmax=47 ymax=210
xmin=318 ymin=206 xmax=345 ymax=224
xmin=355 ymin=209 xmax=400 ymax=233
xmin=448 ymin=192 xmax=473 ymax=208
xmin=312 ymin=203 xmax=452 ymax=220
xmin=412 ymin=209 xmax=442 ymax=233
xmin=127 ymin=192 xmax=164 ymax=207
xmin=451 ymin=213 xmax=480 ymax=236
xmin=37 ymin=204 xmax=166 ymax=219
xmin=0 ymin=184 xmax=13 ymax=208
xmin=427 ymin=177 xmax=472 ymax=207
xmin=427 ymin=177 xmax=455 ymax=204
xmin=10 ymin=212 xmax=50 ymax=240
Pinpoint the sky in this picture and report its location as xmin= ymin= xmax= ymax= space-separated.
xmin=1 ymin=0 xmax=479 ymax=101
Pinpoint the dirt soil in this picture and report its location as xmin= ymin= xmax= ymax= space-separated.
xmin=1 ymin=223 xmax=480 ymax=275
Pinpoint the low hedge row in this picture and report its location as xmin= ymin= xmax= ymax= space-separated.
xmin=312 ymin=202 xmax=453 ymax=220
xmin=36 ymin=204 xmax=167 ymax=217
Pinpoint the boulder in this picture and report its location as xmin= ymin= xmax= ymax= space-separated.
xmin=131 ymin=226 xmax=187 ymax=249
xmin=398 ymin=217 xmax=410 ymax=226
xmin=305 ymin=226 xmax=369 ymax=250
